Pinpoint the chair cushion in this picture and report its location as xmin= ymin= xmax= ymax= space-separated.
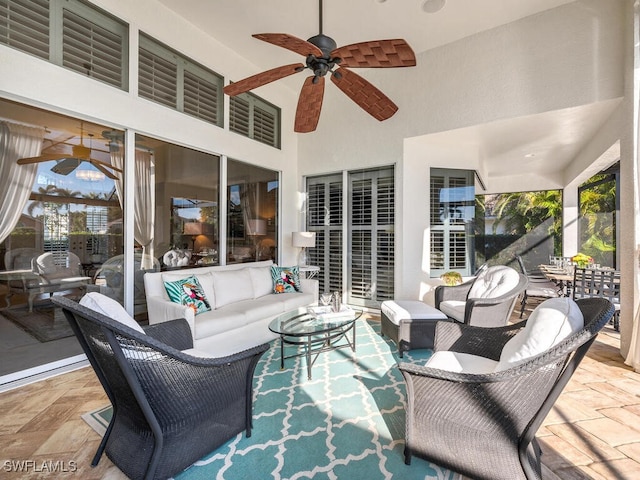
xmin=381 ymin=300 xmax=448 ymax=325
xmin=438 ymin=300 xmax=466 ymax=322
xmin=80 ymin=292 xmax=145 ymax=333
xmin=496 ymin=297 xmax=584 ymax=371
xmin=468 ymin=265 xmax=520 ymax=299
xmin=426 ymin=350 xmax=498 ymax=374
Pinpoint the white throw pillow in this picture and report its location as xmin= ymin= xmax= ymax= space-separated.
xmin=426 ymin=350 xmax=498 ymax=374
xmin=249 ymin=266 xmax=274 ymax=298
xmin=495 ymin=297 xmax=584 ymax=371
xmin=80 ymin=292 xmax=145 ymax=333
xmin=211 ymin=269 xmax=255 ymax=308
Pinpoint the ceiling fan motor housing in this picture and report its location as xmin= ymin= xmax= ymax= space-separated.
xmin=306 ymin=34 xmax=341 ymax=80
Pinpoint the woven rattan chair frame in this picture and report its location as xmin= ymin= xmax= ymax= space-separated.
xmin=399 ymin=297 xmax=614 ymax=480
xmin=434 ymin=268 xmax=529 ymax=327
xmin=52 ymin=296 xmax=268 ymax=480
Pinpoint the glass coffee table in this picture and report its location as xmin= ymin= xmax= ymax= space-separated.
xmin=269 ymin=306 xmax=362 ymax=380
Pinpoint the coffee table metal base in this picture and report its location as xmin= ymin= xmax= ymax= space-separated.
xmin=278 ymin=323 xmax=356 ymax=380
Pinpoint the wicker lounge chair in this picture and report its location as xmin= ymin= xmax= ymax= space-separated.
xmin=52 ymin=295 xmax=269 ymax=480
xmin=399 ymin=297 xmax=614 ymax=480
xmin=434 ymin=265 xmax=528 ymax=327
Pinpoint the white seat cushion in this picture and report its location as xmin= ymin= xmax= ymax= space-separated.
xmin=496 ymin=297 xmax=584 ymax=371
xmin=426 ymin=351 xmax=498 ymax=374
xmin=80 ymin=292 xmax=145 ymax=334
xmin=381 ymin=300 xmax=448 ymax=325
xmin=438 ymin=300 xmax=466 ymax=322
xmin=468 ymin=265 xmax=520 ymax=299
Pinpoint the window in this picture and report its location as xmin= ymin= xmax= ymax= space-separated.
xmin=229 ymin=93 xmax=281 ymax=148
xmin=0 ymin=0 xmax=128 ymax=89
xmin=139 ymin=33 xmax=223 ymax=127
xmin=430 ymin=168 xmax=475 ymax=276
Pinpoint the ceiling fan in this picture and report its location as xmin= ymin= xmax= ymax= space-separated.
xmin=223 ymin=0 xmax=416 ymax=133
xmin=17 ymin=126 xmax=122 ymax=180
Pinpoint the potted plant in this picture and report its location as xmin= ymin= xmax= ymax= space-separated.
xmin=440 ymin=271 xmax=463 ymax=286
xmin=571 ymin=253 xmax=594 ymax=268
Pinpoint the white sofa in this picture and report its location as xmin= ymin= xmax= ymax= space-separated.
xmin=144 ymin=260 xmax=318 ymax=356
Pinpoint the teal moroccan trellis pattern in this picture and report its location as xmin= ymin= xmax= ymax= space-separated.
xmin=174 ymin=320 xmax=456 ymax=480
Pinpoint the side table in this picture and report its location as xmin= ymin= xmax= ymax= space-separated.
xmin=299 ymin=265 xmax=320 ymax=279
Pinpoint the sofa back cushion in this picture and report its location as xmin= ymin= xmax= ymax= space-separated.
xmin=495 ymin=297 xmax=584 ymax=371
xmin=250 ymin=266 xmax=274 ymax=298
xmin=211 ymin=268 xmax=255 ymax=308
xmin=468 ymin=265 xmax=520 ymax=299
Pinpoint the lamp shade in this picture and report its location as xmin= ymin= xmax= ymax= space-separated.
xmin=183 ymin=222 xmax=203 ymax=235
xmin=247 ymin=219 xmax=267 ymax=236
xmin=292 ymin=231 xmax=316 ymax=248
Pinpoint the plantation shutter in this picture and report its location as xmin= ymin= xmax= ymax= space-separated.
xmin=0 ymin=0 xmax=49 ymax=60
xmin=229 ymin=96 xmax=251 ymax=137
xmin=62 ymin=7 xmax=126 ymax=89
xmin=139 ymin=43 xmax=177 ymax=108
xmin=307 ymin=175 xmax=343 ymax=295
xmin=183 ymin=67 xmax=221 ymax=125
xmin=229 ymin=93 xmax=280 ymax=148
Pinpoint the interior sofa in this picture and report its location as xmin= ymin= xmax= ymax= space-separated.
xmin=144 ymin=260 xmax=318 ymax=356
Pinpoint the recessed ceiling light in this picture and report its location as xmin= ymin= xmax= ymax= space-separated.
xmin=421 ymin=0 xmax=446 ymax=13
xmin=525 ymin=153 xmax=536 ymax=158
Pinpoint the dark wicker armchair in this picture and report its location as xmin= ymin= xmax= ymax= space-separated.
xmin=52 ymin=296 xmax=268 ymax=480
xmin=435 ymin=265 xmax=528 ymax=327
xmin=399 ymin=297 xmax=614 ymax=480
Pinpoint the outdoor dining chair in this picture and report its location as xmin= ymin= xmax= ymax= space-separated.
xmin=516 ymin=255 xmax=561 ymax=318
xmin=573 ymin=266 xmax=621 ymax=331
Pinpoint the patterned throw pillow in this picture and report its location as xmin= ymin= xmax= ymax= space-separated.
xmin=271 ymin=266 xmax=301 ymax=294
xmin=163 ymin=275 xmax=211 ymax=315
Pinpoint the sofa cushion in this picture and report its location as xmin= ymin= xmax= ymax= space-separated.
xmin=468 ymin=265 xmax=520 ymax=299
xmin=163 ymin=275 xmax=212 ymax=315
xmin=211 ymin=268 xmax=255 ymax=308
xmin=271 ymin=266 xmax=301 ymax=293
xmin=192 ymin=309 xmax=248 ymax=339
xmin=426 ymin=351 xmax=498 ymax=374
xmin=162 ymin=271 xmax=215 ymax=306
xmin=496 ymin=297 xmax=584 ymax=371
xmin=80 ymin=292 xmax=145 ymax=334
xmin=250 ymin=266 xmax=274 ymax=298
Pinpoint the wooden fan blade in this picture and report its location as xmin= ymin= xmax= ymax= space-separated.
xmin=224 ymin=63 xmax=304 ymax=96
xmin=331 ymin=39 xmax=416 ymax=68
xmin=91 ymin=161 xmax=119 ymax=180
xmin=253 ymin=33 xmax=323 ymax=58
xmin=330 ymin=68 xmax=398 ymax=121
xmin=295 ymin=76 xmax=325 ymax=133
xmin=88 ymin=157 xmax=122 ymax=173
xmin=17 ymin=154 xmax=65 ymax=164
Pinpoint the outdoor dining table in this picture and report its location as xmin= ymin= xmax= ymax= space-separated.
xmin=539 ymin=264 xmax=574 ymax=297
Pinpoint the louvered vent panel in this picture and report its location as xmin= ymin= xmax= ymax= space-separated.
xmin=431 ymin=175 xmax=444 ymax=225
xmin=139 ymin=47 xmax=177 ymax=107
xmin=183 ymin=69 xmax=218 ymax=124
xmin=377 ymin=176 xmax=394 ymax=225
xmin=308 ymin=184 xmax=325 ymax=227
xmin=430 ymin=231 xmax=445 ymax=269
xmin=62 ymin=9 xmax=123 ymax=88
xmin=376 ymin=231 xmax=394 ymax=301
xmin=253 ymin=105 xmax=276 ymax=146
xmin=449 ymin=231 xmax=467 ymax=268
xmin=229 ymin=96 xmax=250 ymax=136
xmin=350 ymin=230 xmax=372 ymax=299
xmin=0 ymin=0 xmax=49 ymax=59
xmin=351 ymin=179 xmax=372 ymax=225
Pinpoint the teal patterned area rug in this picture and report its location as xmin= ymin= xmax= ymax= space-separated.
xmin=84 ymin=319 xmax=457 ymax=480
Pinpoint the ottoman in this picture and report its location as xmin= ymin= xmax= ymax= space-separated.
xmin=380 ymin=300 xmax=449 ymax=357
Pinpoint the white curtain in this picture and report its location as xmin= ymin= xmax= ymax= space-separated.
xmin=0 ymin=122 xmax=44 ymax=245
xmin=110 ymin=144 xmax=156 ymax=269
xmin=625 ymin=2 xmax=640 ymax=371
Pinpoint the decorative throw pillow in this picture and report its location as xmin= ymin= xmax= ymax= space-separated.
xmin=271 ymin=266 xmax=301 ymax=294
xmin=163 ymin=275 xmax=211 ymax=315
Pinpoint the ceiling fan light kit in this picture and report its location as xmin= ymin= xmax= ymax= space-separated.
xmin=223 ymin=0 xmax=416 ymax=133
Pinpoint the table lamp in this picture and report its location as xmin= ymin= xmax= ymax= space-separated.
xmin=292 ymin=231 xmax=316 ymax=266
